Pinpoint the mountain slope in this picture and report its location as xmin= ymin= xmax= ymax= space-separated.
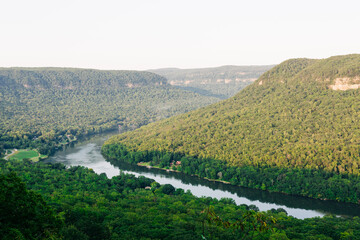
xmin=0 ymin=68 xmax=218 ymax=155
xmin=149 ymin=65 xmax=273 ymax=99
xmin=104 ymin=54 xmax=360 ymax=202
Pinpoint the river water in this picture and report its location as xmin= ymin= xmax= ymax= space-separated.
xmin=46 ymin=132 xmax=360 ymax=219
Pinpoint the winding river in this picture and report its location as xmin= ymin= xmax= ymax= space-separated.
xmin=46 ymin=131 xmax=360 ymax=219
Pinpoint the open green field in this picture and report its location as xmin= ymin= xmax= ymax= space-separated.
xmin=9 ymin=150 xmax=47 ymax=162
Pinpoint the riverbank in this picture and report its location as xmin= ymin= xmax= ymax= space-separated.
xmin=137 ymin=161 xmax=232 ymax=185
xmin=136 ymin=161 xmax=316 ymax=199
xmin=136 ymin=161 xmax=359 ymax=205
xmin=46 ymin=131 xmax=360 ymax=219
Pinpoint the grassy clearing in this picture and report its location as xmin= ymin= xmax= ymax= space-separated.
xmin=9 ymin=149 xmax=47 ymax=162
xmin=138 ymin=162 xmax=151 ymax=167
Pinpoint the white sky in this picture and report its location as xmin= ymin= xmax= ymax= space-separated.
xmin=1 ymin=0 xmax=359 ymax=70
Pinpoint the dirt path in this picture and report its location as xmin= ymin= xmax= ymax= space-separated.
xmin=4 ymin=149 xmax=17 ymax=160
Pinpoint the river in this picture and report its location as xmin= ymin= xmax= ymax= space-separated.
xmin=46 ymin=131 xmax=360 ymax=219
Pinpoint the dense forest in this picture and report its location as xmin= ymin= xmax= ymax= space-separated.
xmin=104 ymin=54 xmax=360 ymax=203
xmin=149 ymin=65 xmax=272 ymax=99
xmin=2 ymin=158 xmax=360 ymax=239
xmin=0 ymin=68 xmax=217 ymax=156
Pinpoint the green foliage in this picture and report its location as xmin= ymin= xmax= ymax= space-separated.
xmin=0 ymin=172 xmax=61 ymax=239
xmin=160 ymin=183 xmax=176 ymax=195
xmin=0 ymin=159 xmax=275 ymax=239
xmin=0 ymin=67 xmax=218 ymax=156
xmin=202 ymin=205 xmax=276 ymax=239
xmin=104 ymin=54 xmax=360 ymax=202
xmin=2 ymin=159 xmax=360 ymax=239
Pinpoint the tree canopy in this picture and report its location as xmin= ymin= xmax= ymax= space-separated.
xmin=2 ymin=158 xmax=360 ymax=239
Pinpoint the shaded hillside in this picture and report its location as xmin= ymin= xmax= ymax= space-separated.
xmin=104 ymin=54 xmax=360 ymax=203
xmin=0 ymin=68 xmax=218 ymax=155
xmin=149 ymin=65 xmax=273 ymax=99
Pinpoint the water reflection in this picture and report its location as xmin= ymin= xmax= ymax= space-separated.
xmin=47 ymin=132 xmax=360 ymax=219
xmin=111 ymin=160 xmax=360 ymax=218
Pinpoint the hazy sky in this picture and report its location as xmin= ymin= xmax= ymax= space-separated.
xmin=1 ymin=0 xmax=359 ymax=70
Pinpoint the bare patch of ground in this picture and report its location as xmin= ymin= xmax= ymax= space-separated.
xmin=329 ymin=77 xmax=360 ymax=91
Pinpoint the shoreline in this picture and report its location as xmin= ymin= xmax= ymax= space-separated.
xmin=136 ymin=161 xmax=356 ymax=205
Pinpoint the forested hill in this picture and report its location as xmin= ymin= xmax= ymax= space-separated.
xmin=103 ymin=54 xmax=360 ymax=203
xmin=0 ymin=67 xmax=167 ymax=90
xmin=0 ymin=68 xmax=218 ymax=155
xmin=149 ymin=65 xmax=272 ymax=99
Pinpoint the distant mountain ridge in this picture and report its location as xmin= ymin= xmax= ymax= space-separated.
xmin=0 ymin=68 xmax=168 ymax=90
xmin=149 ymin=65 xmax=273 ymax=99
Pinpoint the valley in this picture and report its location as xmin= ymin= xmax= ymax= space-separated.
xmin=149 ymin=65 xmax=273 ymax=99
xmin=2 ymin=0 xmax=360 ymax=238
xmin=2 ymin=56 xmax=360 ymax=239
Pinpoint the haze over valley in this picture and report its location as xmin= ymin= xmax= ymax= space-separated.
xmin=149 ymin=65 xmax=273 ymax=99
